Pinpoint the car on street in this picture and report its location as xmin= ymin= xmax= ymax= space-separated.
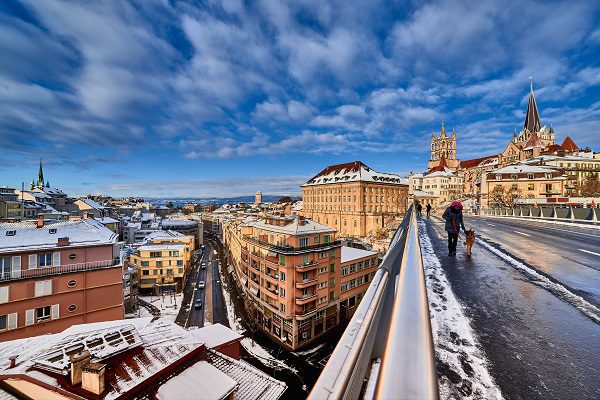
xmin=198 ymin=281 xmax=205 ymax=289
xmin=194 ymin=300 xmax=202 ymax=309
xmin=201 ymin=262 xmax=206 ymax=269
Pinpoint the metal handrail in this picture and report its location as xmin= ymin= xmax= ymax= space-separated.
xmin=308 ymin=205 xmax=439 ymax=399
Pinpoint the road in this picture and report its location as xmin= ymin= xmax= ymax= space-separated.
xmin=185 ymin=245 xmax=209 ymax=328
xmin=424 ymin=215 xmax=600 ymax=399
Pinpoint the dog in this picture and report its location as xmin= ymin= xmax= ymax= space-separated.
xmin=464 ymin=229 xmax=475 ymax=256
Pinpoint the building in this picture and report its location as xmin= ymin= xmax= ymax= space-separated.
xmin=74 ymin=198 xmax=111 ymax=218
xmin=129 ymin=231 xmax=195 ymax=293
xmin=485 ymin=164 xmax=567 ymax=206
xmin=183 ymin=203 xmax=202 ymax=213
xmin=0 ymin=188 xmax=23 ymax=221
xmin=339 ymin=246 xmax=378 ymax=320
xmin=255 ymin=191 xmax=263 ymax=205
xmin=0 ymin=217 xmax=123 ymax=342
xmin=523 ymin=153 xmax=600 ymax=195
xmin=223 ymin=213 xmax=379 ymax=350
xmin=458 ymin=155 xmax=500 ymax=204
xmin=0 ymin=318 xmax=286 ymax=400
xmin=301 ymin=161 xmax=409 ymax=238
xmin=409 ymin=154 xmax=464 ymax=207
xmin=428 ymin=121 xmax=459 ymax=170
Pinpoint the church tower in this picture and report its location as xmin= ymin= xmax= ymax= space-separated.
xmin=36 ymin=157 xmax=45 ymax=188
xmin=428 ymin=120 xmax=459 ymax=170
xmin=514 ymin=80 xmax=554 ymax=147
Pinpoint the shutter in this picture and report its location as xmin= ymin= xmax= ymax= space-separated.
xmin=11 ymin=256 xmax=21 ymax=278
xmin=34 ymin=281 xmax=44 ymax=297
xmin=7 ymin=313 xmax=17 ymax=330
xmin=45 ymin=280 xmax=53 ymax=295
xmin=28 ymin=254 xmax=37 ymax=269
xmin=0 ymin=286 xmax=8 ymax=303
xmin=52 ymin=252 xmax=61 ymax=267
xmin=51 ymin=304 xmax=59 ymax=320
xmin=25 ymin=309 xmax=34 ymax=326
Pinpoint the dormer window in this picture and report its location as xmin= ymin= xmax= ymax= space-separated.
xmin=5 ymin=230 xmax=16 ymax=236
xmin=49 ymin=228 xmax=57 ymax=234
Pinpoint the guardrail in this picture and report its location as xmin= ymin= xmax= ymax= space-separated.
xmin=481 ymin=206 xmax=600 ymax=225
xmin=242 ymin=235 xmax=342 ymax=254
xmin=0 ymin=259 xmax=122 ymax=282
xmin=308 ymin=205 xmax=439 ymax=400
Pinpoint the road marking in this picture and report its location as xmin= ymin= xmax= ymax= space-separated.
xmin=487 ymin=223 xmax=495 ymax=226
xmin=579 ymin=249 xmax=600 ymax=257
xmin=514 ymin=230 xmax=531 ymax=237
xmin=479 ymin=217 xmax=600 ymax=238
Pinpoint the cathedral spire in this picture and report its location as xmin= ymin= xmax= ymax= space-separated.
xmin=523 ymin=79 xmax=542 ymax=132
xmin=37 ymin=157 xmax=44 ymax=188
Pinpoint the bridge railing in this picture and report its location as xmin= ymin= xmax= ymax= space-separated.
xmin=308 ymin=205 xmax=439 ymax=400
xmin=481 ymin=206 xmax=600 ymax=225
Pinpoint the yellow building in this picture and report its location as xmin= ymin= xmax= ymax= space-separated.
xmin=130 ymin=231 xmax=194 ymax=292
xmin=301 ymin=161 xmax=409 ymax=238
xmin=485 ymin=164 xmax=567 ymax=207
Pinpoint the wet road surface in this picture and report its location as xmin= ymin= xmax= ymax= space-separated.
xmin=425 ymin=216 xmax=600 ymax=399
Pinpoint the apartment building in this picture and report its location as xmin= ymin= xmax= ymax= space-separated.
xmin=224 ymin=213 xmax=379 ymax=350
xmin=485 ymin=164 xmax=567 ymax=206
xmin=129 ymin=231 xmax=194 ymax=292
xmin=523 ymin=155 xmax=600 ymax=195
xmin=0 ymin=217 xmax=123 ymax=342
xmin=0 ymin=188 xmax=23 ymax=221
xmin=301 ymin=161 xmax=409 ymax=238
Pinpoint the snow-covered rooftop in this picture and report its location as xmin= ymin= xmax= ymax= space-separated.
xmin=0 ymin=219 xmax=118 ymax=253
xmin=303 ymin=161 xmax=408 ymax=186
xmin=491 ymin=164 xmax=560 ymax=174
xmin=78 ymin=198 xmax=109 ymax=210
xmin=157 ymin=361 xmax=237 ymax=400
xmin=189 ymin=323 xmax=243 ymax=348
xmin=247 ymin=216 xmax=335 ymax=236
xmin=341 ymin=246 xmax=378 ymax=263
xmin=138 ymin=244 xmax=185 ymax=251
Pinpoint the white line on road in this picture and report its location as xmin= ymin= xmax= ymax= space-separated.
xmin=478 ymin=217 xmax=600 ymax=238
xmin=514 ymin=230 xmax=531 ymax=237
xmin=579 ymin=249 xmax=600 ymax=257
xmin=487 ymin=223 xmax=495 ymax=226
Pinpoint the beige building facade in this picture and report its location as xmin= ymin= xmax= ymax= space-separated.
xmin=301 ymin=161 xmax=409 ymax=238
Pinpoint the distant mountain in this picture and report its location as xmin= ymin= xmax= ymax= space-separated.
xmin=146 ymin=195 xmax=301 ymax=207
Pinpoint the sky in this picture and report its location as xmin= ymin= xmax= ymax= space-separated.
xmin=1 ymin=0 xmax=599 ymax=198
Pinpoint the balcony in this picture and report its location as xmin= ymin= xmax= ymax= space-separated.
xmin=295 ymin=306 xmax=318 ymax=316
xmin=0 ymin=259 xmax=122 ymax=282
xmin=296 ymin=293 xmax=318 ymax=305
xmin=296 ymin=261 xmax=319 ymax=270
xmin=295 ymin=278 xmax=318 ymax=289
xmin=242 ymin=235 xmax=341 ymax=254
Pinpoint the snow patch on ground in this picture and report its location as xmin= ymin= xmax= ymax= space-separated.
xmin=139 ymin=293 xmax=184 ymax=322
xmin=477 ymin=238 xmax=600 ymax=324
xmin=125 ymin=306 xmax=153 ymax=319
xmin=419 ymin=220 xmax=504 ymax=400
xmin=292 ymin=343 xmax=325 ymax=356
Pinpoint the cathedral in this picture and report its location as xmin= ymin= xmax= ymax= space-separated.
xmin=30 ymin=158 xmax=50 ymax=190
xmin=427 ymin=121 xmax=459 ymax=170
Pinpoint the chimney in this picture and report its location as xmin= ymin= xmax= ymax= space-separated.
xmin=70 ymin=350 xmax=91 ymax=385
xmin=82 ymin=363 xmax=106 ymax=395
xmin=57 ymin=237 xmax=70 ymax=246
xmin=36 ymin=215 xmax=44 ymax=228
xmin=9 ymin=355 xmax=17 ymax=369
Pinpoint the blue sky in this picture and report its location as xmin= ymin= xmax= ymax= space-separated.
xmin=1 ymin=0 xmax=599 ymax=198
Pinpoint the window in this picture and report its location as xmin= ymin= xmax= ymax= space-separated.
xmin=142 ymin=270 xmax=149 ymax=276
xmin=528 ymin=184 xmax=535 ymax=191
xmin=141 ymin=261 xmax=149 ymax=267
xmin=317 ymin=281 xmax=327 ymax=289
xmin=318 ymin=267 xmax=327 ymax=274
xmin=314 ymin=236 xmax=319 ymax=243
xmin=329 ymin=264 xmax=335 ymax=273
xmin=323 ymin=235 xmax=331 ymax=244
xmin=329 ymin=291 xmax=335 ymax=301
xmin=280 ymin=304 xmax=286 ymax=313
xmin=34 ymin=280 xmax=52 ymax=297
xmin=299 ymin=238 xmax=308 ymax=247
xmin=0 ymin=315 xmax=5 ymax=331
xmin=68 ymin=304 xmax=77 ymax=312
xmin=150 ymin=251 xmax=162 ymax=258
xmin=69 ymin=254 xmax=77 ymax=260
xmin=36 ymin=306 xmax=51 ymax=322
xmin=280 ymin=272 xmax=286 ymax=282
xmin=67 ymin=280 xmax=77 ymax=288
xmin=280 ymin=288 xmax=286 ymax=298
xmin=38 ymin=253 xmax=52 ymax=267
xmin=341 ymin=267 xmax=349 ymax=276
xmin=178 ymin=268 xmax=183 ymax=274
xmin=545 ymin=184 xmax=553 ymax=192
xmin=156 ymin=261 xmax=163 ymax=267
xmin=176 ymin=260 xmax=183 ymax=266
xmin=0 ymin=257 xmax=10 ymax=279
xmin=279 ymin=255 xmax=286 ymax=266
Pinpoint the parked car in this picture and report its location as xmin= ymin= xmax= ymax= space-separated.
xmin=194 ymin=300 xmax=202 ymax=309
xmin=198 ymin=281 xmax=205 ymax=289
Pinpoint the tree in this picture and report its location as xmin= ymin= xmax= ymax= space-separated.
xmin=579 ymin=174 xmax=600 ymax=197
xmin=166 ymin=201 xmax=174 ymax=208
xmin=489 ymin=185 xmax=522 ymax=207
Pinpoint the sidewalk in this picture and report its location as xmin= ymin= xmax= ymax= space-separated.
xmin=204 ymin=259 xmax=214 ymax=325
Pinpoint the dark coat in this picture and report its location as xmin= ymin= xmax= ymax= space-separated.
xmin=442 ymin=207 xmax=466 ymax=234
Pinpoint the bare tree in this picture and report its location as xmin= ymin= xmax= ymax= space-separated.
xmin=579 ymin=174 xmax=600 ymax=197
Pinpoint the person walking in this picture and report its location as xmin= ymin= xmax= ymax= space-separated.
xmin=416 ymin=202 xmax=423 ymax=217
xmin=426 ymin=203 xmax=432 ymax=217
xmin=442 ymin=201 xmax=466 ymax=256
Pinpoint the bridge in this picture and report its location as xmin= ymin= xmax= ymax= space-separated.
xmin=309 ymin=205 xmax=600 ymax=399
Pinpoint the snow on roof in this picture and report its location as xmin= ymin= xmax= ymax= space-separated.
xmin=34 ymin=187 xmax=66 ymax=196
xmin=291 ymin=201 xmax=303 ymax=211
xmin=341 ymin=246 xmax=378 ymax=263
xmin=189 ymin=323 xmax=242 ymax=348
xmin=79 ymin=198 xmax=109 ymax=210
xmin=409 ymin=190 xmax=438 ymax=198
xmin=426 ymin=170 xmax=458 ymax=178
xmin=459 ymin=155 xmax=498 ymax=169
xmin=143 ymin=230 xmax=185 ymax=242
xmin=247 ymin=217 xmax=335 ymax=236
xmin=138 ymin=244 xmax=185 ymax=251
xmin=0 ymin=219 xmax=118 ymax=253
xmin=157 ymin=361 xmax=237 ymax=400
xmin=161 ymin=219 xmax=198 ymax=228
xmin=490 ymin=164 xmax=560 ymax=174
xmin=303 ymin=161 xmax=408 ymax=186
xmin=205 ymin=349 xmax=287 ymax=400
xmin=96 ymin=217 xmax=119 ymax=224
